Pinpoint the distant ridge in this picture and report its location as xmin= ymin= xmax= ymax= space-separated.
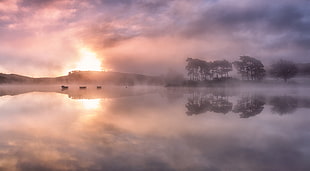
xmin=0 ymin=73 xmax=34 ymax=83
xmin=0 ymin=71 xmax=164 ymax=85
xmin=297 ymin=63 xmax=310 ymax=76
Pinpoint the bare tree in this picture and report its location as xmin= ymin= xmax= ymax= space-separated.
xmin=269 ymin=59 xmax=298 ymax=82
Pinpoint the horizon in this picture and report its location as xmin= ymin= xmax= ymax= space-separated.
xmin=0 ymin=70 xmax=161 ymax=78
xmin=1 ymin=1 xmax=310 ymax=169
xmin=1 ymin=61 xmax=310 ymax=79
xmin=0 ymin=0 xmax=310 ymax=77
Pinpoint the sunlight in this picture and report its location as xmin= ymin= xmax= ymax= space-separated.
xmin=78 ymin=99 xmax=101 ymax=110
xmin=74 ymin=48 xmax=102 ymax=71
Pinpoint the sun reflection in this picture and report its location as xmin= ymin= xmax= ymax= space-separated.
xmin=75 ymin=98 xmax=104 ymax=126
xmin=78 ymin=99 xmax=101 ymax=110
xmin=74 ymin=48 xmax=102 ymax=71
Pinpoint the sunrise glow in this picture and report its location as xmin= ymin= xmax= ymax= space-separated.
xmin=74 ymin=48 xmax=102 ymax=71
xmin=1 ymin=0 xmax=310 ymax=170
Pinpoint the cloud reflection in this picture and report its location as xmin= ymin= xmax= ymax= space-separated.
xmin=0 ymin=88 xmax=309 ymax=170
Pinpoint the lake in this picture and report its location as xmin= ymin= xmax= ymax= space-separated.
xmin=0 ymin=85 xmax=310 ymax=171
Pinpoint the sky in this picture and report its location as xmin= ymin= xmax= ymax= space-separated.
xmin=0 ymin=0 xmax=310 ymax=77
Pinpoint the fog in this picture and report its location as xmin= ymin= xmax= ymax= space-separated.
xmin=1 ymin=0 xmax=310 ymax=170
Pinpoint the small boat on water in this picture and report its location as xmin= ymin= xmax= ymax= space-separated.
xmin=79 ymin=86 xmax=87 ymax=89
xmin=61 ymin=85 xmax=69 ymax=89
xmin=97 ymin=86 xmax=102 ymax=89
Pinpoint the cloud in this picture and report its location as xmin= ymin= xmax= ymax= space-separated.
xmin=77 ymin=0 xmax=310 ymax=75
xmin=0 ymin=0 xmax=310 ymax=76
xmin=180 ymin=1 xmax=310 ymax=58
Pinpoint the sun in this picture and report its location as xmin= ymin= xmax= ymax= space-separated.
xmin=74 ymin=48 xmax=102 ymax=71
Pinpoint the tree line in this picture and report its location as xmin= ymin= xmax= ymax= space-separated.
xmin=186 ymin=58 xmax=232 ymax=81
xmin=186 ymin=56 xmax=298 ymax=82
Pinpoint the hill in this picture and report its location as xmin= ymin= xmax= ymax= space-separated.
xmin=0 ymin=73 xmax=34 ymax=83
xmin=0 ymin=71 xmax=164 ymax=85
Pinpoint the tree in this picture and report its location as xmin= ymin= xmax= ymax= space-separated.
xmin=211 ymin=60 xmax=232 ymax=79
xmin=186 ymin=58 xmax=204 ymax=81
xmin=186 ymin=58 xmax=195 ymax=81
xmin=186 ymin=58 xmax=232 ymax=81
xmin=269 ymin=59 xmax=298 ymax=82
xmin=198 ymin=60 xmax=211 ymax=81
xmin=233 ymin=56 xmax=266 ymax=81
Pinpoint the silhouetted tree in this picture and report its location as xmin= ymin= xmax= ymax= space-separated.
xmin=198 ymin=60 xmax=211 ymax=81
xmin=211 ymin=60 xmax=232 ymax=79
xmin=233 ymin=56 xmax=265 ymax=80
xmin=186 ymin=58 xmax=196 ymax=81
xmin=186 ymin=58 xmax=204 ymax=81
xmin=233 ymin=96 xmax=265 ymax=118
xmin=221 ymin=60 xmax=233 ymax=78
xmin=186 ymin=58 xmax=232 ymax=81
xmin=269 ymin=60 xmax=298 ymax=82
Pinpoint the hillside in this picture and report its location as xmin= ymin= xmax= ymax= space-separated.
xmin=0 ymin=71 xmax=164 ymax=85
xmin=0 ymin=73 xmax=34 ymax=83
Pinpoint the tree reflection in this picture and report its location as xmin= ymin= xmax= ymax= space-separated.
xmin=186 ymin=92 xmax=310 ymax=118
xmin=269 ymin=96 xmax=298 ymax=115
xmin=186 ymin=93 xmax=210 ymax=115
xmin=209 ymin=95 xmax=233 ymax=114
xmin=186 ymin=93 xmax=232 ymax=115
xmin=233 ymin=96 xmax=266 ymax=118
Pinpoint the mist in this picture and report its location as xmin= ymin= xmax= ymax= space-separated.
xmin=1 ymin=1 xmax=310 ymax=170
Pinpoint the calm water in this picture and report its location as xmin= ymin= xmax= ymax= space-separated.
xmin=0 ymin=85 xmax=310 ymax=171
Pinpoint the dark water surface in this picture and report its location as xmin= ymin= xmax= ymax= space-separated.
xmin=0 ymin=85 xmax=310 ymax=171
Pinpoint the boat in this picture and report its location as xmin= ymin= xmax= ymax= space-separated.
xmin=61 ymin=85 xmax=69 ymax=89
xmin=97 ymin=86 xmax=102 ymax=89
xmin=79 ymin=86 xmax=87 ymax=89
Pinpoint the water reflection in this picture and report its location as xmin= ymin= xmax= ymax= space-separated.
xmin=269 ymin=96 xmax=298 ymax=115
xmin=0 ymin=85 xmax=159 ymax=99
xmin=0 ymin=86 xmax=310 ymax=170
xmin=233 ymin=95 xmax=265 ymax=118
xmin=186 ymin=93 xmax=232 ymax=115
xmin=185 ymin=90 xmax=310 ymax=117
xmin=78 ymin=99 xmax=101 ymax=110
